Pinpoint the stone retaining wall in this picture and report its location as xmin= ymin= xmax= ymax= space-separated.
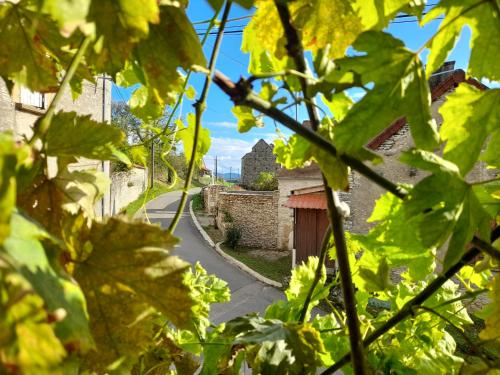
xmin=216 ymin=191 xmax=279 ymax=249
xmin=203 ymin=184 xmax=228 ymax=215
xmin=110 ymin=166 xmax=148 ymax=214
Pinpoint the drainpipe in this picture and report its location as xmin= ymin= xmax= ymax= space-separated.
xmin=101 ymin=74 xmax=106 ymax=217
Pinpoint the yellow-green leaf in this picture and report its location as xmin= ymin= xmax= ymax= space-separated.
xmin=175 ymin=113 xmax=211 ymax=166
xmin=72 ymin=217 xmax=192 ymax=370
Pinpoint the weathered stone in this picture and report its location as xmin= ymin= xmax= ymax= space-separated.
xmin=241 ymin=139 xmax=279 ymax=188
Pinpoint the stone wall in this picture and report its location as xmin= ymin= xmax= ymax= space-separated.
xmin=216 ymin=191 xmax=279 ymax=249
xmin=203 ymin=185 xmax=228 ymax=215
xmin=241 ymin=139 xmax=279 ymax=188
xmin=110 ymin=166 xmax=148 ymax=215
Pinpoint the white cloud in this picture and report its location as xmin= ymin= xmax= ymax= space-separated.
xmin=205 ymin=137 xmax=254 ymax=171
xmin=205 ymin=121 xmax=237 ymax=128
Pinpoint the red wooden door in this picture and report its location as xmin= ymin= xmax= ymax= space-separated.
xmin=295 ymin=208 xmax=334 ymax=267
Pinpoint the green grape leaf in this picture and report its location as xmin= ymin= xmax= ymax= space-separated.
xmin=36 ymin=0 xmax=91 ymax=35
xmin=480 ymin=274 xmax=500 ymax=340
xmin=480 ymin=128 xmax=500 ymax=169
xmin=472 ymin=179 xmax=500 ymax=219
xmin=332 ymin=31 xmax=439 ymax=153
xmin=241 ymin=0 xmax=288 ymax=74
xmin=0 ymin=133 xmax=18 ymax=245
xmin=357 ymin=255 xmax=392 ymax=292
xmin=175 ymin=113 xmax=211 ymax=166
xmin=353 ymin=192 xmax=433 ymax=281
xmin=132 ymin=5 xmax=206 ymax=120
xmin=0 ymin=1 xmax=65 ymax=92
xmin=18 ymin=167 xmax=109 ymax=234
xmin=186 ymin=85 xmax=196 ymax=100
xmin=231 ymin=106 xmax=263 ymax=133
xmin=401 ymin=150 xmax=491 ymax=268
xmin=72 ymin=217 xmax=192 ymax=370
xmin=2 ymin=212 xmax=94 ymax=352
xmin=207 ymin=0 xmax=254 ymax=10
xmin=0 ymin=273 xmax=66 ymax=375
xmin=224 ymin=315 xmax=325 ymax=374
xmin=273 ymin=134 xmax=312 ymax=170
xmin=312 ymin=147 xmax=349 ymax=191
xmin=423 ymin=0 xmax=500 ymax=81
xmin=266 ymin=257 xmax=328 ymax=322
xmin=184 ymin=262 xmax=230 ymax=338
xmin=321 ymin=92 xmax=353 ymax=122
xmin=45 ymin=111 xmax=130 ymax=164
xmin=354 ymin=0 xmax=425 ymax=31
xmin=87 ymin=0 xmax=160 ymax=76
xmin=289 ymin=0 xmax=363 ymax=58
xmin=259 ymin=81 xmax=287 ymax=105
xmin=440 ymin=84 xmax=500 ymax=175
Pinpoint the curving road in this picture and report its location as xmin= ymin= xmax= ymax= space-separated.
xmin=142 ymin=189 xmax=284 ymax=324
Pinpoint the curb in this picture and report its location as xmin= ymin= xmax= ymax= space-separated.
xmin=189 ymin=201 xmax=282 ymax=289
xmin=189 ymin=200 xmax=215 ymax=248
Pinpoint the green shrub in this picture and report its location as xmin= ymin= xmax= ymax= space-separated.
xmin=191 ymin=193 xmax=204 ymax=211
xmin=223 ymin=210 xmax=233 ymax=223
xmin=252 ymin=171 xmax=278 ymax=191
xmin=225 ymin=225 xmax=242 ymax=249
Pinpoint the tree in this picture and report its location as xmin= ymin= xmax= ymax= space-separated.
xmin=0 ymin=0 xmax=498 ymax=374
xmin=252 ymin=171 xmax=278 ymax=191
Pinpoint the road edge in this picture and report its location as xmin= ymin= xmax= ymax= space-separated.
xmin=189 ymin=201 xmax=282 ymax=289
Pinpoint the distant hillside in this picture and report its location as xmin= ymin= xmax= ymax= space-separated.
xmin=217 ymin=172 xmax=240 ymax=180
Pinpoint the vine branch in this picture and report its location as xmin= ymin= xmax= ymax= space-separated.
xmin=321 ymin=246 xmax=481 ymax=374
xmin=273 ymin=2 xmax=367 ymax=373
xmin=213 ymin=71 xmax=408 ymax=199
xmin=168 ymin=0 xmax=232 ymax=234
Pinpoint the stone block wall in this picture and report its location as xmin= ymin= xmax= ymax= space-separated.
xmin=241 ymin=139 xmax=279 ymax=188
xmin=110 ymin=166 xmax=148 ymax=215
xmin=203 ymin=184 xmax=228 ymax=215
xmin=216 ymin=191 xmax=279 ymax=249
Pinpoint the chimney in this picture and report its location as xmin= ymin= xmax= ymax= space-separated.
xmin=428 ymin=61 xmax=456 ymax=89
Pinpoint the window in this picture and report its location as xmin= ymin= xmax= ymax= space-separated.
xmin=20 ymin=87 xmax=45 ymax=108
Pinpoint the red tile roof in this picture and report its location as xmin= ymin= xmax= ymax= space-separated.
xmin=283 ymin=192 xmax=327 ymax=210
xmin=367 ymin=70 xmax=487 ymax=150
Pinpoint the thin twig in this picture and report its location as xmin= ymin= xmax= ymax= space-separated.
xmin=471 ymin=236 xmax=500 ymax=262
xmin=28 ymin=35 xmax=92 ymax=146
xmin=168 ymin=0 xmax=232 ymax=234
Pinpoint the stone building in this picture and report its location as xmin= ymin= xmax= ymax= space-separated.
xmin=241 ymin=139 xmax=279 ymax=188
xmin=277 ymin=64 xmax=494 ymax=251
xmin=0 ymin=77 xmax=112 ymax=215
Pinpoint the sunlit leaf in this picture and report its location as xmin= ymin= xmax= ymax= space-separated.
xmin=0 ymin=272 xmax=66 ymax=375
xmin=423 ymin=0 xmax=500 ymax=81
xmin=2 ymin=212 xmax=93 ymax=352
xmin=46 ymin=111 xmax=130 ymax=164
xmin=231 ymin=106 xmax=263 ymax=133
xmin=440 ymin=84 xmax=500 ymax=175
xmin=72 ymin=217 xmax=192 ymax=370
xmin=332 ymin=31 xmax=439 ymax=153
xmin=175 ymin=113 xmax=211 ymax=166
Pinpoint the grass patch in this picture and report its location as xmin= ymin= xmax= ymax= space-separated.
xmin=192 ymin=192 xmax=204 ymax=211
xmin=220 ymin=243 xmax=292 ymax=284
xmin=202 ymin=224 xmax=224 ymax=243
xmin=124 ymin=179 xmax=184 ymax=216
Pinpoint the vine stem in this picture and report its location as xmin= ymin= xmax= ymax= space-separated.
xmin=28 ymin=35 xmax=92 ymax=146
xmin=168 ymin=0 xmax=232 ymax=234
xmin=273 ymin=2 xmax=367 ymax=373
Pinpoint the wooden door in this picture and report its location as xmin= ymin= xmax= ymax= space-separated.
xmin=295 ymin=208 xmax=334 ymax=267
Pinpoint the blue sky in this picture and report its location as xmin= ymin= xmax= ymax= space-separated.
xmin=112 ymin=2 xmax=474 ymax=174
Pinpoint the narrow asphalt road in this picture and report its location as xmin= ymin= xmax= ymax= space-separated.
xmin=142 ymin=189 xmax=284 ymax=324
